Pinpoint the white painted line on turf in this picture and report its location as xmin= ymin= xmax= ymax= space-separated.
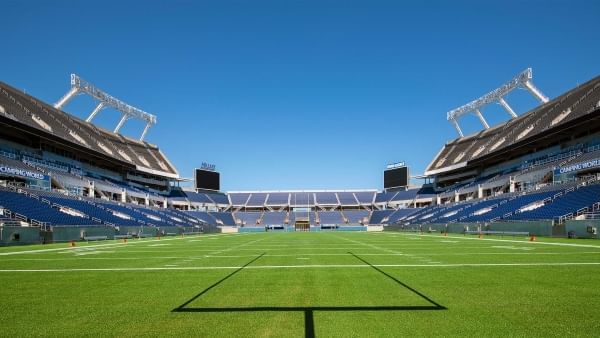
xmin=491 ymin=246 xmax=534 ymax=251
xmin=74 ymin=251 xmax=103 ymax=256
xmin=0 ymin=233 xmax=235 ymax=256
xmin=391 ymin=232 xmax=600 ymax=249
xmin=2 ymin=262 xmax=600 ymax=272
xmin=5 ymin=251 xmax=600 ymax=262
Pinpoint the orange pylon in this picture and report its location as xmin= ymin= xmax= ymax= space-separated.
xmin=478 ymin=233 xmax=483 ymax=239
xmin=529 ymin=235 xmax=536 ymax=242
xmin=69 ymin=241 xmax=76 ymax=247
xmin=123 ymin=238 xmax=128 ymax=244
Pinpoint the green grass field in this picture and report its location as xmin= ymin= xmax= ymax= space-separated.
xmin=1 ymin=231 xmax=600 ymax=337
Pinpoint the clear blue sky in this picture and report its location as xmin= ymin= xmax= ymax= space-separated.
xmin=2 ymin=0 xmax=599 ymax=191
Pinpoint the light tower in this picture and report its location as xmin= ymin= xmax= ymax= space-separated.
xmin=446 ymin=68 xmax=548 ymax=137
xmin=55 ymin=74 xmax=157 ymax=141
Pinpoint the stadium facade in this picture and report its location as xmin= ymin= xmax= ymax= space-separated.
xmin=0 ymin=70 xmax=599 ymax=244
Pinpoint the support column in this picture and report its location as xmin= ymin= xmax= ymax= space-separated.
xmin=509 ymin=178 xmax=515 ymax=193
xmin=498 ymin=98 xmax=518 ymax=118
xmin=140 ymin=123 xmax=152 ymax=141
xmin=88 ymin=181 xmax=95 ymax=198
xmin=114 ymin=114 xmax=130 ymax=133
xmin=451 ymin=118 xmax=464 ymax=137
xmin=86 ymin=102 xmax=105 ymax=122
xmin=523 ymin=80 xmax=549 ymax=104
xmin=121 ymin=189 xmax=127 ymax=203
xmin=54 ymin=87 xmax=79 ymax=110
xmin=474 ymin=109 xmax=490 ymax=129
xmin=145 ymin=194 xmax=150 ymax=206
xmin=477 ymin=184 xmax=483 ymax=199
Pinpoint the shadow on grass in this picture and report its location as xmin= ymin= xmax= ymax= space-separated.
xmin=172 ymin=252 xmax=446 ymax=338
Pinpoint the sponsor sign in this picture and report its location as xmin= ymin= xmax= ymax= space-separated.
xmin=0 ymin=165 xmax=48 ymax=181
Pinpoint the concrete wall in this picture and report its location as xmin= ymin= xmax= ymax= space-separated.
xmin=0 ymin=226 xmax=41 ymax=245
xmin=51 ymin=226 xmax=115 ymax=242
xmin=238 ymin=227 xmax=264 ymax=233
xmin=336 ymin=226 xmax=367 ymax=231
xmin=385 ymin=221 xmax=554 ymax=237
xmin=487 ymin=221 xmax=553 ymax=237
xmin=565 ymin=220 xmax=600 ymax=239
xmin=116 ymin=226 xmax=152 ymax=237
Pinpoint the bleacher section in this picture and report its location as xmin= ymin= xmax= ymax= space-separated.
xmin=509 ymin=184 xmax=600 ymax=221
xmin=342 ymin=210 xmax=369 ymax=224
xmin=2 ymin=73 xmax=600 ymax=240
xmin=246 ymin=193 xmax=268 ymax=207
xmin=317 ymin=211 xmax=345 ymax=225
xmin=0 ymin=188 xmax=97 ymax=226
xmin=315 ymin=192 xmax=338 ymax=205
xmin=369 ymin=210 xmax=396 ymax=224
xmin=0 ymin=81 xmax=177 ymax=176
xmin=235 ymin=212 xmax=262 ymax=226
xmin=337 ymin=192 xmax=358 ymax=205
xmin=266 ymin=193 xmax=289 ymax=205
xmin=209 ymin=212 xmax=236 ymax=226
xmin=427 ymin=75 xmax=600 ymax=175
xmin=261 ymin=212 xmax=287 ymax=226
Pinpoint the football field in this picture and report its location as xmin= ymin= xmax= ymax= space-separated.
xmin=1 ymin=231 xmax=600 ymax=337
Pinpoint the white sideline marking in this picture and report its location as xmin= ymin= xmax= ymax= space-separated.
xmin=391 ymin=232 xmax=600 ymax=249
xmin=2 ymin=262 xmax=600 ymax=272
xmin=0 ymin=233 xmax=232 ymax=256
xmin=5 ymin=251 xmax=600 ymax=261
xmin=491 ymin=246 xmax=534 ymax=251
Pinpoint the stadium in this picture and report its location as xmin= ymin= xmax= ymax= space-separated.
xmin=2 ymin=2 xmax=600 ymax=337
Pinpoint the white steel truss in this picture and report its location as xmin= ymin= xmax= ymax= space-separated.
xmin=54 ymin=74 xmax=157 ymax=141
xmin=446 ymin=68 xmax=548 ymax=137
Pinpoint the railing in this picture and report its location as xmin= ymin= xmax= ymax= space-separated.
xmin=583 ymin=213 xmax=600 ymax=220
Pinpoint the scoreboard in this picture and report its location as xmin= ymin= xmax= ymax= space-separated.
xmin=384 ymin=165 xmax=409 ymax=189
xmin=195 ymin=168 xmax=220 ymax=191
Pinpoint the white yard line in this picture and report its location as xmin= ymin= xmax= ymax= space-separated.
xmin=3 ymin=251 xmax=600 ymax=261
xmin=1 ymin=262 xmax=600 ymax=272
xmin=393 ymin=233 xmax=600 ymax=249
xmin=0 ymin=233 xmax=233 ymax=256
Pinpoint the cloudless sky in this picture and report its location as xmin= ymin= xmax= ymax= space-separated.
xmin=2 ymin=0 xmax=599 ymax=191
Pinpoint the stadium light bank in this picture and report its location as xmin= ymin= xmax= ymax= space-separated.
xmin=447 ymin=68 xmax=548 ymax=137
xmin=54 ymin=74 xmax=157 ymax=141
